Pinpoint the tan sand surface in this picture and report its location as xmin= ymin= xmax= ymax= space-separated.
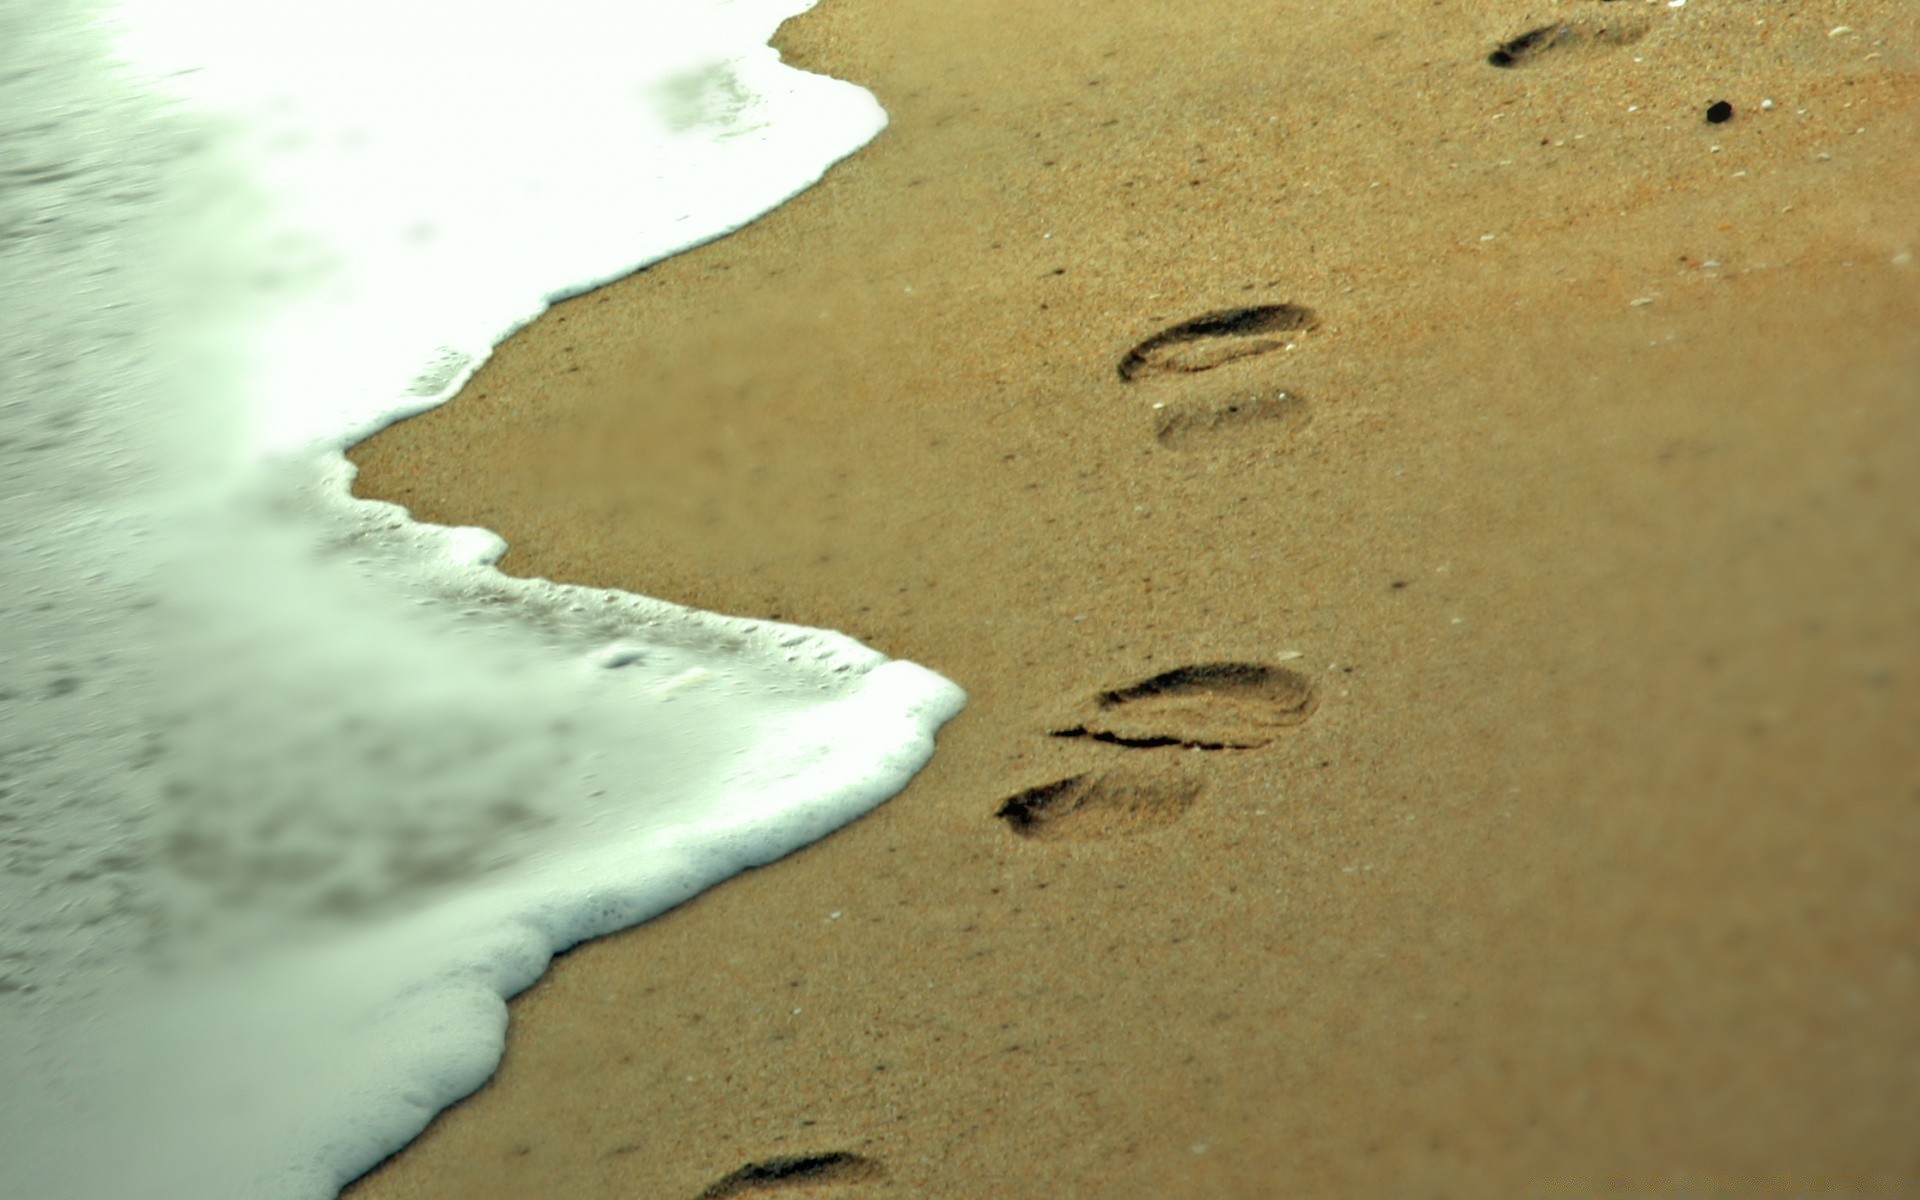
xmin=346 ymin=0 xmax=1920 ymax=1194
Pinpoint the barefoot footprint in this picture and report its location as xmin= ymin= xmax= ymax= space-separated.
xmin=1117 ymin=304 xmax=1317 ymax=382
xmin=995 ymin=769 xmax=1203 ymax=841
xmin=695 ymin=1153 xmax=881 ymax=1198
xmin=1001 ymin=664 xmax=1316 ymax=841
xmin=1487 ymin=11 xmax=1653 ymax=68
xmin=1051 ymin=662 xmax=1317 ymax=750
xmin=1154 ymin=388 xmax=1309 ymax=449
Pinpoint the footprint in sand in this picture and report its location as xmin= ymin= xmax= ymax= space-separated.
xmin=996 ymin=768 xmax=1203 ymax=842
xmin=1117 ymin=304 xmax=1317 ymax=382
xmin=1050 ymin=662 xmax=1317 ymax=750
xmin=1486 ymin=9 xmax=1653 ymax=68
xmin=1154 ymin=388 xmax=1309 ymax=450
xmin=695 ymin=1153 xmax=881 ymax=1198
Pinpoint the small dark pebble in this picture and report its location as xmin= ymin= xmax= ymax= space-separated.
xmin=1706 ymin=100 xmax=1734 ymax=124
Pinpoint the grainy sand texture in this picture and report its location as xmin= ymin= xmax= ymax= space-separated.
xmin=345 ymin=0 xmax=1920 ymax=1194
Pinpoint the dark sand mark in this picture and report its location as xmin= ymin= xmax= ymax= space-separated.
xmin=695 ymin=1153 xmax=881 ymax=1198
xmin=1154 ymin=388 xmax=1309 ymax=449
xmin=996 ymin=769 xmax=1203 ymax=841
xmin=1052 ymin=662 xmax=1316 ymax=750
xmin=1117 ymin=304 xmax=1317 ymax=382
xmin=1487 ymin=13 xmax=1652 ymax=67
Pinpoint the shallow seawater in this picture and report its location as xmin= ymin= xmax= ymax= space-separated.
xmin=0 ymin=1 xmax=960 ymax=1196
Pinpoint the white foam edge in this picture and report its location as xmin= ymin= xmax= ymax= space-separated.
xmin=244 ymin=650 xmax=960 ymax=1199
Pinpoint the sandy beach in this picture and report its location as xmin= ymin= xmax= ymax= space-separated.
xmin=344 ymin=0 xmax=1920 ymax=1194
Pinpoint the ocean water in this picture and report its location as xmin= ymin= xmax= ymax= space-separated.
xmin=0 ymin=1 xmax=962 ymax=1196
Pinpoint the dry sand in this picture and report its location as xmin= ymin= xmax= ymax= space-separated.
xmin=345 ymin=0 xmax=1920 ymax=1194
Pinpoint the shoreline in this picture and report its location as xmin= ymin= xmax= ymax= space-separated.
xmin=347 ymin=0 xmax=1920 ymax=1194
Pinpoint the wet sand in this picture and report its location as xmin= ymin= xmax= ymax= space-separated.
xmin=345 ymin=0 xmax=1920 ymax=1194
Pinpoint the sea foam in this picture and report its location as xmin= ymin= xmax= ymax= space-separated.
xmin=0 ymin=1 xmax=958 ymax=1196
